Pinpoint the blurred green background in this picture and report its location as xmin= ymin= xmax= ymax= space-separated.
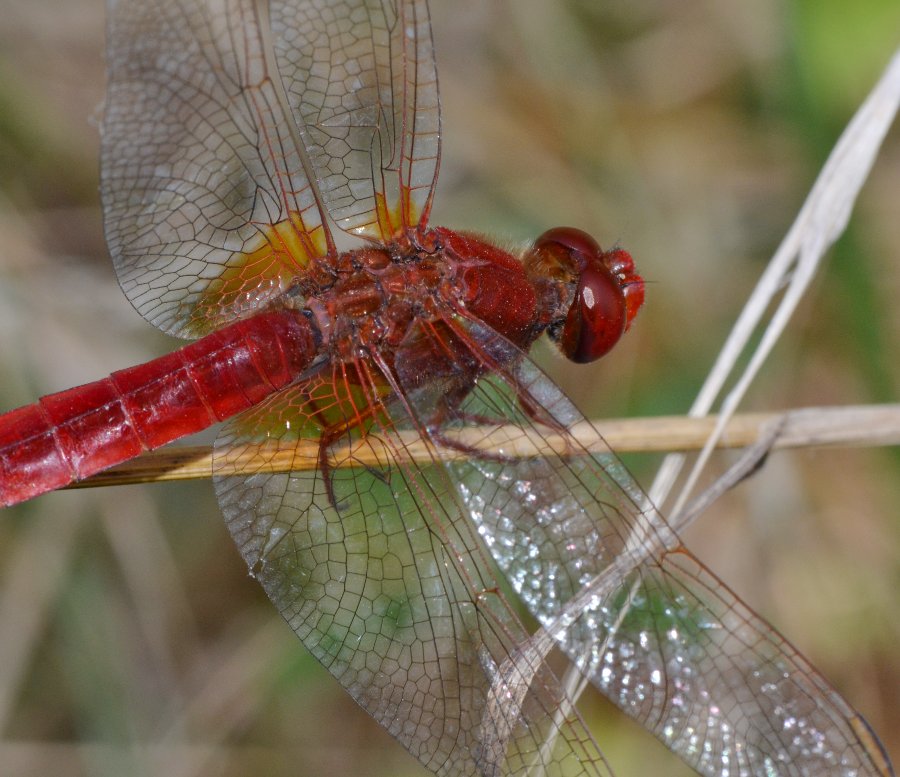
xmin=0 ymin=0 xmax=897 ymax=775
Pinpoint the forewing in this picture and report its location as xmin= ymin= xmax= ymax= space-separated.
xmin=270 ymin=0 xmax=440 ymax=240
xmin=103 ymin=0 xmax=330 ymax=338
xmin=214 ymin=363 xmax=612 ymax=777
xmin=405 ymin=318 xmax=893 ymax=777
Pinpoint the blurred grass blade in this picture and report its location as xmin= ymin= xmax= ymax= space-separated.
xmin=650 ymin=47 xmax=900 ymax=518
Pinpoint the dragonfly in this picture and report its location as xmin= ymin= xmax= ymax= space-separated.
xmin=0 ymin=1 xmax=894 ymax=775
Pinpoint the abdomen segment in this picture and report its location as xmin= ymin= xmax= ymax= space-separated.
xmin=0 ymin=309 xmax=318 ymax=506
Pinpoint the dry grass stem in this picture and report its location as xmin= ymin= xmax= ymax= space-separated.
xmin=650 ymin=48 xmax=900 ymax=514
xmin=66 ymin=404 xmax=900 ymax=488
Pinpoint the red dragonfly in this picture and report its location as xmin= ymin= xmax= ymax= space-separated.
xmin=0 ymin=1 xmax=893 ymax=775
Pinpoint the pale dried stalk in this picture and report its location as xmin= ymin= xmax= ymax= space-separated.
xmin=551 ymin=49 xmax=900 ymax=740
xmin=68 ymin=404 xmax=900 ymax=489
xmin=650 ymin=47 xmax=900 ymax=516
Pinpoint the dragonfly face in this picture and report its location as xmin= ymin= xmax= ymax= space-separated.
xmin=524 ymin=226 xmax=644 ymax=363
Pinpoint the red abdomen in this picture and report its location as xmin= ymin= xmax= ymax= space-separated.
xmin=0 ymin=309 xmax=318 ymax=506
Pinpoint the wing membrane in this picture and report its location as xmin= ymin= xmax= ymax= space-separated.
xmin=103 ymin=0 xmax=441 ymax=336
xmin=401 ymin=317 xmax=893 ymax=777
xmin=270 ymin=0 xmax=440 ymax=240
xmin=103 ymin=0 xmax=330 ymax=337
xmin=214 ymin=362 xmax=611 ymax=777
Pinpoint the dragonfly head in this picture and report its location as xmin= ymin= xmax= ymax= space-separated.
xmin=527 ymin=227 xmax=644 ymax=364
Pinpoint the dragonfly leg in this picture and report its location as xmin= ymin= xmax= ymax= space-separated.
xmin=422 ymin=388 xmax=520 ymax=464
xmin=311 ymin=405 xmax=385 ymax=512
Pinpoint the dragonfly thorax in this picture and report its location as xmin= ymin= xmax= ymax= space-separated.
xmin=300 ymin=226 xmax=561 ymax=365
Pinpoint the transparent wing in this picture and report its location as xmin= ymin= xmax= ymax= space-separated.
xmin=214 ymin=360 xmax=612 ymax=777
xmin=270 ymin=0 xmax=440 ymax=240
xmin=399 ymin=317 xmax=894 ymax=777
xmin=102 ymin=0 xmax=331 ymax=338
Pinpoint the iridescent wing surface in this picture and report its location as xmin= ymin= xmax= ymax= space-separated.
xmin=270 ymin=0 xmax=440 ymax=240
xmin=102 ymin=0 xmax=439 ymax=338
xmin=214 ymin=360 xmax=612 ymax=777
xmin=103 ymin=0 xmax=331 ymax=337
xmin=398 ymin=317 xmax=894 ymax=777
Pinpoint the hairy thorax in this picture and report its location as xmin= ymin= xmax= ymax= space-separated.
xmin=296 ymin=227 xmax=562 ymax=367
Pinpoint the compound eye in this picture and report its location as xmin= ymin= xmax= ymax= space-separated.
xmin=559 ymin=260 xmax=627 ymax=363
xmin=532 ymin=227 xmax=644 ymax=364
xmin=533 ymin=226 xmax=601 ymax=259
